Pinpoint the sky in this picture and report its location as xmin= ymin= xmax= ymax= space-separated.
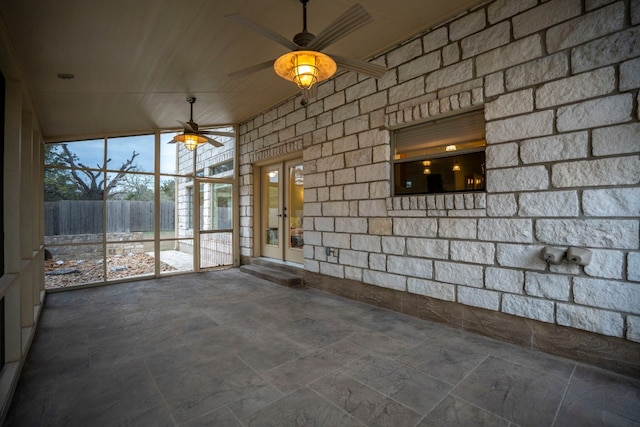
xmin=54 ymin=133 xmax=178 ymax=176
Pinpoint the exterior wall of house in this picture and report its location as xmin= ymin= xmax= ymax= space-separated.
xmin=239 ymin=0 xmax=639 ymax=345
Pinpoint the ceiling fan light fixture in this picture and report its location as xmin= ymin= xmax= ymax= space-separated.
xmin=173 ymin=132 xmax=207 ymax=151
xmin=274 ymin=50 xmax=336 ymax=90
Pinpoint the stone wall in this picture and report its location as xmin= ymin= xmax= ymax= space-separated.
xmin=45 ymin=232 xmax=145 ymax=259
xmin=238 ymin=0 xmax=640 ymax=343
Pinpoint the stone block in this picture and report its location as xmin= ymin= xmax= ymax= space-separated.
xmin=487 ymin=194 xmax=517 ymax=217
xmin=572 ymin=27 xmax=640 ymax=73
xmin=584 ymin=249 xmax=624 ymax=280
xmin=398 ymin=51 xmax=441 ymax=82
xmin=407 ymin=238 xmax=449 ymax=259
xmin=488 ymin=0 xmax=537 ymax=24
xmin=476 ymin=35 xmax=543 ymax=76
xmin=344 ymin=266 xmax=363 ymax=282
xmin=442 ymin=43 xmax=460 ymax=66
xmin=551 ymin=156 xmax=640 ymax=188
xmin=303 ymin=172 xmax=326 ymax=188
xmin=525 ymin=272 xmax=571 ymax=301
xmin=315 ymin=217 xmax=334 ymax=232
xmin=583 ymin=188 xmax=640 ymax=217
xmin=513 ymin=0 xmax=581 ymax=39
xmin=316 ymin=154 xmax=345 ymax=172
xmin=324 ymin=92 xmax=346 ymax=111
xmin=450 ymin=9 xmax=486 ymax=40
xmin=323 ymin=232 xmax=351 ymax=249
xmin=546 ymin=2 xmax=625 ymax=53
xmin=506 ymin=52 xmax=568 ymax=91
xmin=351 ymin=234 xmax=381 ymax=252
xmin=358 ymin=128 xmax=389 ymax=148
xmin=438 ymin=218 xmax=476 ymax=239
xmin=333 ymin=102 xmax=360 ymax=122
xmin=388 ymin=255 xmax=433 ymax=279
xmin=502 ymin=294 xmax=555 ymax=323
xmin=518 ymin=190 xmax=579 ymax=217
xmin=621 ymin=57 xmax=640 ymax=91
xmin=387 ymin=38 xmax=423 ymax=68
xmin=345 ymin=148 xmax=372 ymax=168
xmin=344 ymin=116 xmax=369 ymax=136
xmin=574 ymin=277 xmax=640 ymax=314
xmin=450 ymin=241 xmax=496 ymax=264
xmin=484 ymin=72 xmax=505 ymax=97
xmin=389 ymin=77 xmax=425 ymax=104
xmin=478 ymin=218 xmax=533 ymax=243
xmin=486 ymin=110 xmax=554 ymax=143
xmin=360 ymin=92 xmax=387 ymax=115
xmin=369 ymin=218 xmax=392 ymax=235
xmin=592 ymin=123 xmax=640 ymax=156
xmin=320 ymin=262 xmax=345 ymax=279
xmin=304 ymin=231 xmax=322 ymax=246
xmin=394 ymin=218 xmax=438 ymax=237
xmin=556 ymin=304 xmax=624 ymax=337
xmin=627 ymin=316 xmax=640 ymax=342
xmin=381 ymin=236 xmax=406 ymax=255
xmin=363 ymin=270 xmax=407 ymax=291
xmin=322 ymin=201 xmax=350 ymax=217
xmin=486 ymin=267 xmax=524 ymax=293
xmin=344 ymin=183 xmax=369 ymax=200
xmin=486 ymin=166 xmax=549 ymax=193
xmin=345 ymin=79 xmax=377 ymax=102
xmin=520 ymin=132 xmax=589 ymax=164
xmin=629 ymin=253 xmax=640 ymax=282
xmin=486 ymin=89 xmax=534 ymax=121
xmin=423 ymin=27 xmax=449 ymax=53
xmin=339 ymin=249 xmax=369 ymax=268
xmin=355 ymin=162 xmax=389 ymax=183
xmin=335 ymin=217 xmax=368 ymax=234
xmin=426 ymin=60 xmax=473 ymax=92
xmin=434 ymin=260 xmax=484 ymax=287
xmin=333 ymin=168 xmax=355 ymax=185
xmin=462 ymin=21 xmax=510 ymax=59
xmin=536 ymin=219 xmax=639 ymax=249
xmin=458 ymin=287 xmax=500 ymax=311
xmin=536 ymin=67 xmax=615 ymax=109
xmin=496 ymin=243 xmax=547 ymax=270
xmin=407 ymin=278 xmax=456 ymax=301
xmin=486 ymin=143 xmax=519 ymax=168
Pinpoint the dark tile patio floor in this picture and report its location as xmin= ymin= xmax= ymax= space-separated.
xmin=5 ymin=268 xmax=640 ymax=426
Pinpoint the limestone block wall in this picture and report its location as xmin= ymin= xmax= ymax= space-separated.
xmin=238 ymin=0 xmax=640 ymax=343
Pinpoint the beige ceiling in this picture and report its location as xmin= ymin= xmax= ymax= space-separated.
xmin=0 ymin=0 xmax=483 ymax=142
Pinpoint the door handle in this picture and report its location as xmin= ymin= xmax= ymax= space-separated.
xmin=278 ymin=214 xmax=287 ymax=218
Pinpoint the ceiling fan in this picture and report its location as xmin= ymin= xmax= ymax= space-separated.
xmin=169 ymin=97 xmax=235 ymax=151
xmin=227 ymin=0 xmax=388 ymax=91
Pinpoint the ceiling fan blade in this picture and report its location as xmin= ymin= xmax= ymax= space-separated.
xmin=333 ymin=55 xmax=388 ymax=79
xmin=168 ymin=139 xmax=177 ymax=144
xmin=226 ymin=13 xmax=300 ymax=51
xmin=200 ymin=130 xmax=236 ymax=137
xmin=306 ymin=4 xmax=372 ymax=52
xmin=204 ymin=136 xmax=224 ymax=147
xmin=228 ymin=60 xmax=275 ymax=80
xmin=177 ymin=120 xmax=195 ymax=132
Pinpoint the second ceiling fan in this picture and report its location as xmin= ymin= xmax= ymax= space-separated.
xmin=227 ymin=0 xmax=388 ymax=91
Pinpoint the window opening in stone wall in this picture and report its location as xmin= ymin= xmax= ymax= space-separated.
xmin=393 ymin=109 xmax=486 ymax=195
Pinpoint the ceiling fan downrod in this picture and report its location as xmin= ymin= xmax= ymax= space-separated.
xmin=294 ymin=0 xmax=314 ymax=47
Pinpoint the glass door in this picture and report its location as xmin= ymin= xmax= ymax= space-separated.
xmin=197 ymin=178 xmax=234 ymax=269
xmin=261 ymin=159 xmax=304 ymax=264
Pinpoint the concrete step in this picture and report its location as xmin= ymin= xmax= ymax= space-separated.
xmin=240 ymin=263 xmax=303 ymax=287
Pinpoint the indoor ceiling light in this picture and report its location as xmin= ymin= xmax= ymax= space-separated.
xmin=452 ymin=162 xmax=461 ymax=172
xmin=423 ymin=167 xmax=431 ymax=175
xmin=274 ymin=50 xmax=337 ymax=90
xmin=445 ymin=145 xmax=457 ymax=152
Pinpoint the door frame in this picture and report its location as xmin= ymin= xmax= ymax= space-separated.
xmin=254 ymin=154 xmax=304 ymax=264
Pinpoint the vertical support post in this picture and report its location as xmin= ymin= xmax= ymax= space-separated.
xmin=20 ymin=112 xmax=33 ymax=328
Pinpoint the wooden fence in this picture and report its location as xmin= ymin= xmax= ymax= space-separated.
xmin=45 ymin=200 xmax=175 ymax=235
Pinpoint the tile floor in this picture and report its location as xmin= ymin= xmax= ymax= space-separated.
xmin=6 ymin=269 xmax=640 ymax=426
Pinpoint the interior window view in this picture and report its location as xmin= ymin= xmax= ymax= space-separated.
xmin=1 ymin=0 xmax=639 ymax=426
xmin=394 ymin=109 xmax=486 ymax=195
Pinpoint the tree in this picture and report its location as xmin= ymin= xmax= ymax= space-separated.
xmin=160 ymin=180 xmax=175 ymax=201
xmin=44 ymin=143 xmax=139 ymax=201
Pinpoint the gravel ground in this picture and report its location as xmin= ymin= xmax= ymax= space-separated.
xmin=44 ymin=253 xmax=176 ymax=289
